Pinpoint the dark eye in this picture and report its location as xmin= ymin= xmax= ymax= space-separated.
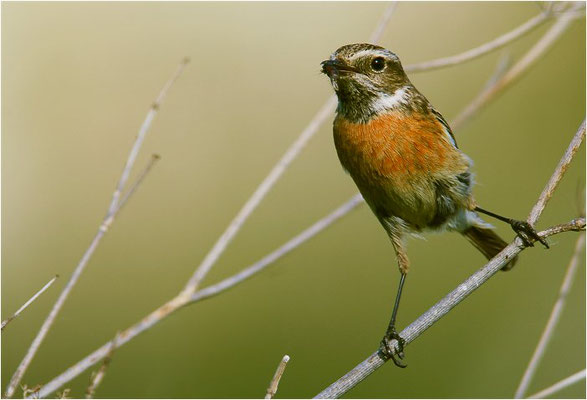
xmin=370 ymin=57 xmax=385 ymax=72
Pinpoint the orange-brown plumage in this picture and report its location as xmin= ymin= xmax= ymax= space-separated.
xmin=334 ymin=110 xmax=471 ymax=230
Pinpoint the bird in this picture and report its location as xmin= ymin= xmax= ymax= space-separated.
xmin=321 ymin=43 xmax=548 ymax=367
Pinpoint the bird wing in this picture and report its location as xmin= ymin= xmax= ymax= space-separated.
xmin=430 ymin=108 xmax=458 ymax=149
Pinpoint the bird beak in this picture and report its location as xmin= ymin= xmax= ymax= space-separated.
xmin=321 ymin=59 xmax=358 ymax=77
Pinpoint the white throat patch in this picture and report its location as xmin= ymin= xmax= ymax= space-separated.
xmin=370 ymin=87 xmax=409 ymax=113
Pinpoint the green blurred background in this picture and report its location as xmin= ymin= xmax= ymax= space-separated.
xmin=2 ymin=2 xmax=585 ymax=398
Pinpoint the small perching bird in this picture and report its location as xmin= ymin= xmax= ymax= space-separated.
xmin=321 ymin=43 xmax=547 ymax=367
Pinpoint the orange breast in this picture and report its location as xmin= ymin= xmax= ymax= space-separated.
xmin=333 ymin=110 xmax=469 ymax=225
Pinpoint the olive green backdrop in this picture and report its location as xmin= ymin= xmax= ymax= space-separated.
xmin=2 ymin=2 xmax=585 ymax=398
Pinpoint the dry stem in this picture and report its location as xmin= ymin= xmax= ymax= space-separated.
xmin=85 ymin=333 xmax=119 ymax=399
xmin=265 ymin=355 xmax=290 ymax=399
xmin=1 ymin=275 xmax=59 ymax=331
xmin=404 ymin=5 xmax=554 ymax=73
xmin=4 ymin=60 xmax=187 ymax=398
xmin=313 ymin=219 xmax=585 ymax=399
xmin=181 ymin=2 xmax=397 ymax=296
xmin=451 ymin=7 xmax=581 ymax=130
xmin=527 ymin=369 xmax=586 ymax=399
xmin=514 ymin=233 xmax=586 ymax=398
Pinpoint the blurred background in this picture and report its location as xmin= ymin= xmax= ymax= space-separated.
xmin=2 ymin=2 xmax=585 ymax=398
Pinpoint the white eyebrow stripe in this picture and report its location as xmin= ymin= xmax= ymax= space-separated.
xmin=349 ymin=49 xmax=388 ymax=60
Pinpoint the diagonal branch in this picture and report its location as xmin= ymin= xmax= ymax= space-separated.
xmin=33 ymin=194 xmax=363 ymax=399
xmin=402 ymin=2 xmax=586 ymax=73
xmin=404 ymin=8 xmax=550 ymax=73
xmin=313 ymin=219 xmax=585 ymax=399
xmin=527 ymin=369 xmax=586 ymax=399
xmin=181 ymin=2 xmax=397 ymax=295
xmin=450 ymin=7 xmax=581 ymax=130
xmin=1 ymin=275 xmax=59 ymax=331
xmin=4 ymin=59 xmax=188 ymax=399
xmin=514 ymin=233 xmax=586 ymax=398
xmin=528 ymin=120 xmax=586 ymax=225
xmin=314 ymin=121 xmax=585 ymax=398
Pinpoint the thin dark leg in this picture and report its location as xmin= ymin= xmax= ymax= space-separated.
xmin=474 ymin=206 xmax=549 ymax=248
xmin=388 ymin=273 xmax=406 ymax=332
xmin=379 ymin=273 xmax=407 ymax=368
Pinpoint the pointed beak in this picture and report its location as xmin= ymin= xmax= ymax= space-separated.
xmin=321 ymin=59 xmax=358 ymax=77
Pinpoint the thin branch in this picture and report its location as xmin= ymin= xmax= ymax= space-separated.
xmin=368 ymin=2 xmax=398 ymax=44
xmin=404 ymin=7 xmax=553 ymax=73
xmin=265 ymin=355 xmax=290 ymax=399
xmin=514 ymin=233 xmax=586 ymax=398
xmin=450 ymin=8 xmax=581 ymax=130
xmin=404 ymin=2 xmax=585 ymax=74
xmin=1 ymin=275 xmax=59 ymax=331
xmin=314 ymin=218 xmax=585 ymax=399
xmin=117 ymin=154 xmax=161 ymax=212
xmin=527 ymin=369 xmax=586 ymax=399
xmin=181 ymin=94 xmax=337 ymax=293
xmin=106 ymin=58 xmax=189 ymax=217
xmin=34 ymin=195 xmax=363 ymax=399
xmin=190 ymin=194 xmax=364 ymax=303
xmin=181 ymin=2 xmax=396 ymax=295
xmin=315 ymin=121 xmax=585 ymax=398
xmin=450 ymin=52 xmax=510 ymax=132
xmin=528 ymin=120 xmax=586 ymax=225
xmin=4 ymin=60 xmax=188 ymax=399
xmin=85 ymin=333 xmax=119 ymax=399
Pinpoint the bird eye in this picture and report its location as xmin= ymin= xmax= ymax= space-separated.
xmin=370 ymin=57 xmax=385 ymax=72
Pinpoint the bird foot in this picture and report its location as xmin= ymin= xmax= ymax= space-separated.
xmin=379 ymin=326 xmax=407 ymax=368
xmin=510 ymin=220 xmax=549 ymax=249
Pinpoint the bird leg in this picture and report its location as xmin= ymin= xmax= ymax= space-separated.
xmin=474 ymin=206 xmax=549 ymax=248
xmin=378 ymin=231 xmax=409 ymax=367
xmin=379 ymin=272 xmax=407 ymax=368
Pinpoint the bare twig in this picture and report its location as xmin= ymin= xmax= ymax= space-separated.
xmin=265 ymin=355 xmax=291 ymax=399
xmin=314 ymin=219 xmax=585 ymax=399
xmin=190 ymin=194 xmax=364 ymax=303
xmin=21 ymin=384 xmax=41 ymax=399
xmin=451 ymin=8 xmax=581 ymax=130
xmin=528 ymin=120 xmax=586 ymax=225
xmin=181 ymin=95 xmax=337 ymax=293
xmin=450 ymin=52 xmax=510 ymax=132
xmin=514 ymin=233 xmax=586 ymax=398
xmin=33 ymin=195 xmax=363 ymax=398
xmin=1 ymin=275 xmax=59 ymax=331
xmin=181 ymin=2 xmax=396 ymax=295
xmin=106 ymin=58 xmax=189 ymax=217
xmin=404 ymin=7 xmax=553 ymax=73
xmin=527 ymin=369 xmax=586 ymax=399
xmin=368 ymin=2 xmax=398 ymax=44
xmin=4 ymin=59 xmax=188 ymax=398
xmin=56 ymin=388 xmax=71 ymax=399
xmin=85 ymin=334 xmax=119 ymax=399
xmin=315 ymin=121 xmax=585 ymax=398
xmin=117 ymin=154 xmax=161 ymax=212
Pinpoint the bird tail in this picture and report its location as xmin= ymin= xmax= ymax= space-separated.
xmin=462 ymin=226 xmax=517 ymax=271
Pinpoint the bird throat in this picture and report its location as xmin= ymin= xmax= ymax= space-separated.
xmin=335 ymin=84 xmax=415 ymax=124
